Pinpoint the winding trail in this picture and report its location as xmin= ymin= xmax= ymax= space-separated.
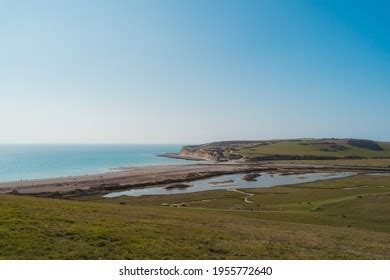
xmin=163 ymin=188 xmax=256 ymax=207
xmin=227 ymin=188 xmax=255 ymax=203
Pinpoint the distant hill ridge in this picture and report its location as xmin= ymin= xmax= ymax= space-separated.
xmin=179 ymin=138 xmax=390 ymax=162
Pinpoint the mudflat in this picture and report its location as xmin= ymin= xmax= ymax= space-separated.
xmin=1 ymin=161 xmax=389 ymax=197
xmin=0 ymin=164 xmax=271 ymax=195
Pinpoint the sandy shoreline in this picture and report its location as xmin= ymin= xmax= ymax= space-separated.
xmin=1 ymin=162 xmax=389 ymax=197
xmin=0 ymin=163 xmax=271 ymax=195
xmin=157 ymin=152 xmax=208 ymax=161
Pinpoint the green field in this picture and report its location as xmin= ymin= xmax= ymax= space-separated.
xmin=273 ymin=158 xmax=390 ymax=167
xmin=1 ymin=175 xmax=389 ymax=259
xmin=187 ymin=138 xmax=390 ymax=161
xmin=236 ymin=139 xmax=390 ymax=158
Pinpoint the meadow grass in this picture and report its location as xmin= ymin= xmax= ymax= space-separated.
xmin=234 ymin=139 xmax=390 ymax=158
xmin=273 ymin=158 xmax=390 ymax=167
xmin=0 ymin=175 xmax=389 ymax=259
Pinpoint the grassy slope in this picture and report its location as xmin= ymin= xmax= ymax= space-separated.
xmin=273 ymin=158 xmax=390 ymax=167
xmin=0 ymin=175 xmax=389 ymax=259
xmin=234 ymin=139 xmax=390 ymax=158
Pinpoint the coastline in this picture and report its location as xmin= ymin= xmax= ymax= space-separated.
xmin=1 ymin=161 xmax=390 ymax=198
xmin=0 ymin=163 xmax=270 ymax=196
xmin=157 ymin=152 xmax=209 ymax=161
xmin=0 ymin=144 xmax=195 ymax=183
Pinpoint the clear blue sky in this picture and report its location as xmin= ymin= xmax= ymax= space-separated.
xmin=1 ymin=0 xmax=389 ymax=144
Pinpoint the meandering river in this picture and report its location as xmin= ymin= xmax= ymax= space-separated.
xmin=104 ymin=171 xmax=354 ymax=197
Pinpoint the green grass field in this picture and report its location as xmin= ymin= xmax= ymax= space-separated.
xmin=187 ymin=139 xmax=390 ymax=161
xmin=233 ymin=139 xmax=390 ymax=159
xmin=0 ymin=175 xmax=389 ymax=259
xmin=273 ymin=158 xmax=390 ymax=167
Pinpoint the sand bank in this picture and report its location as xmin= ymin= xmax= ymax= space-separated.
xmin=1 ymin=163 xmax=389 ymax=197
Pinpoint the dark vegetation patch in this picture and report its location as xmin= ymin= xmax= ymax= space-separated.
xmin=248 ymin=155 xmax=363 ymax=161
xmin=226 ymin=153 xmax=243 ymax=160
xmin=241 ymin=173 xmax=261 ymax=181
xmin=320 ymin=144 xmax=351 ymax=152
xmin=242 ymin=142 xmax=270 ymax=149
xmin=164 ymin=183 xmax=192 ymax=190
xmin=347 ymin=139 xmax=383 ymax=151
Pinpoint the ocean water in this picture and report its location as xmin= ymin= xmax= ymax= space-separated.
xmin=0 ymin=144 xmax=194 ymax=182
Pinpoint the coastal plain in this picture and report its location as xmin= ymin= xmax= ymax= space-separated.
xmin=0 ymin=174 xmax=389 ymax=259
xmin=0 ymin=138 xmax=389 ymax=259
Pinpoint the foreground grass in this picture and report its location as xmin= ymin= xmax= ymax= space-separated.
xmin=0 ymin=175 xmax=389 ymax=259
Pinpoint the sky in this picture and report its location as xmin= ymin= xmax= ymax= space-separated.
xmin=0 ymin=0 xmax=389 ymax=144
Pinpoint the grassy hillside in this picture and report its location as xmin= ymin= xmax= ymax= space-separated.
xmin=236 ymin=139 xmax=390 ymax=158
xmin=182 ymin=138 xmax=390 ymax=161
xmin=273 ymin=158 xmax=390 ymax=168
xmin=0 ymin=175 xmax=389 ymax=259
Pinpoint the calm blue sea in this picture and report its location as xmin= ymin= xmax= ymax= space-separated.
xmin=0 ymin=144 xmax=193 ymax=182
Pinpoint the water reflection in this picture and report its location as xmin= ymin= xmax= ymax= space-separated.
xmin=104 ymin=172 xmax=354 ymax=198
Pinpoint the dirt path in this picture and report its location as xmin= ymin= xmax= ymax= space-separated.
xmin=162 ymin=188 xmax=256 ymax=207
xmin=228 ymin=188 xmax=255 ymax=203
